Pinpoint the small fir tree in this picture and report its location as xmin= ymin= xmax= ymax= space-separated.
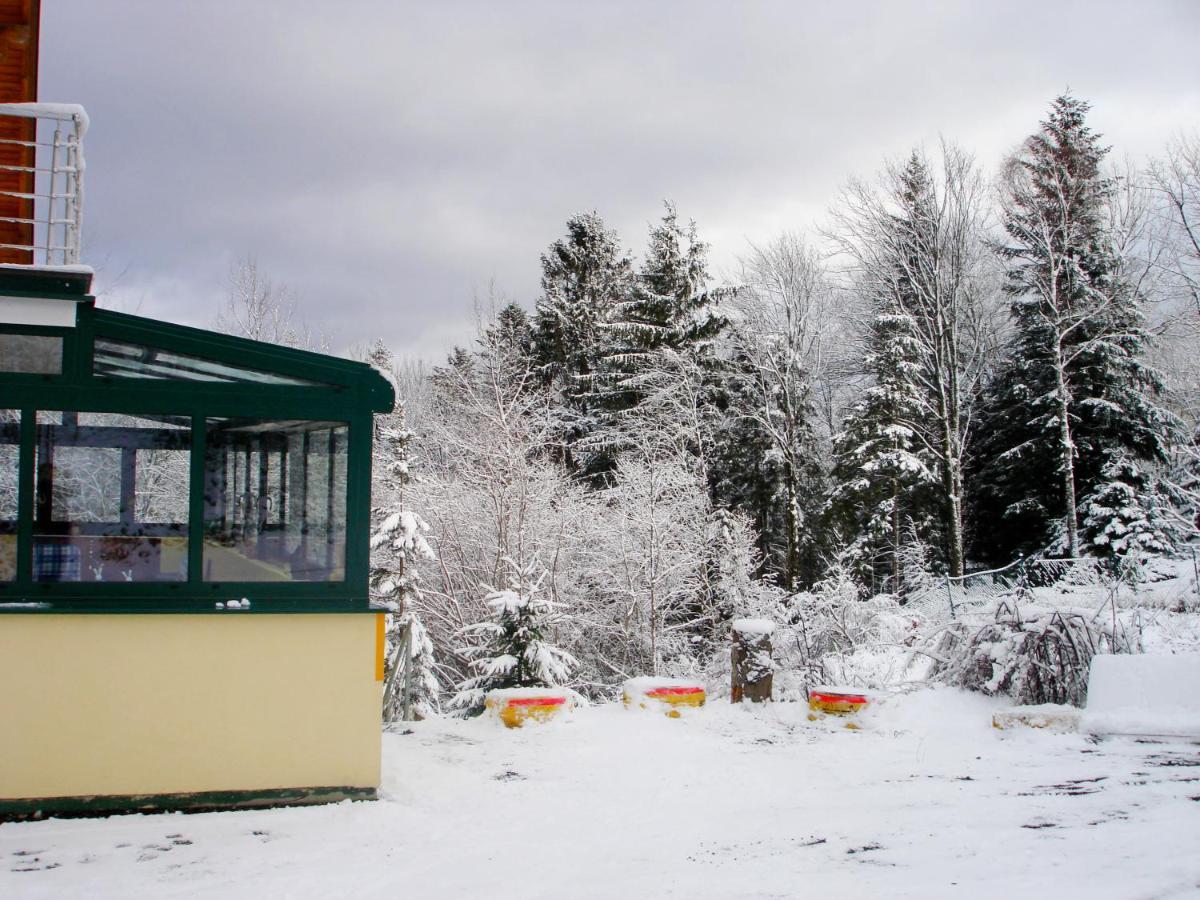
xmin=450 ymin=559 xmax=577 ymax=715
xmin=368 ymin=339 xmax=439 ymax=718
xmin=1081 ymin=455 xmax=1183 ymax=565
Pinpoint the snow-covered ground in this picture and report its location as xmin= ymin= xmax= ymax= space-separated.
xmin=3 ymin=689 xmax=1198 ymax=899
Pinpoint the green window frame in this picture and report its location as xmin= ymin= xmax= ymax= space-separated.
xmin=0 ymin=278 xmax=392 ymax=613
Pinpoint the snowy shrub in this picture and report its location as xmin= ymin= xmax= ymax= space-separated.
xmin=450 ymin=558 xmax=578 ymax=715
xmin=781 ymin=554 xmax=925 ymax=691
xmin=928 ymin=600 xmax=1138 ymax=707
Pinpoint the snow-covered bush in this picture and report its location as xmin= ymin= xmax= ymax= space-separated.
xmin=928 ymin=600 xmax=1138 ymax=707
xmin=450 ymin=559 xmax=577 ymax=715
xmin=773 ymin=553 xmax=926 ymax=693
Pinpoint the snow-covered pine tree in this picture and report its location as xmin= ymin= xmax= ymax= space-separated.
xmin=717 ymin=235 xmax=834 ymax=590
xmin=486 ymin=302 xmax=534 ymax=362
xmin=1081 ymin=454 xmax=1184 ymax=567
xmin=604 ymin=203 xmax=725 ymax=410
xmin=367 ymin=338 xmax=439 ymax=718
xmin=970 ymin=95 xmax=1179 ymax=563
xmin=827 ymin=148 xmax=994 ymax=578
xmin=708 ymin=349 xmax=789 ymax=575
xmin=826 ymin=309 xmax=938 ymax=594
xmin=531 ymin=212 xmax=634 ymax=478
xmin=450 ymin=558 xmax=577 ymax=715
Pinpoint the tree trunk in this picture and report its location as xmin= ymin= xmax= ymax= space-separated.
xmin=890 ymin=479 xmax=901 ymax=591
xmin=936 ymin=390 xmax=966 ymax=577
xmin=783 ymin=460 xmax=800 ymax=591
xmin=1054 ymin=346 xmax=1080 ymax=557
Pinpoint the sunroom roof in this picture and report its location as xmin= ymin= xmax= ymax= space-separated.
xmin=0 ymin=269 xmax=395 ymax=414
xmin=93 ymin=337 xmax=331 ymax=386
xmin=87 ymin=308 xmax=395 ymax=412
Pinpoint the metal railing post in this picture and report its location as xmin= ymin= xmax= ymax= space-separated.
xmin=0 ymin=103 xmax=87 ymax=265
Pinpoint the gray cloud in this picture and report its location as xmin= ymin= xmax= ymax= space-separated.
xmin=39 ymin=1 xmax=1200 ymax=359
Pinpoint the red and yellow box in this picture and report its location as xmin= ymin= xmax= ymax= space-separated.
xmin=623 ymin=678 xmax=706 ymax=718
xmin=807 ymin=687 xmax=873 ymax=727
xmin=485 ymin=690 xmax=571 ymax=728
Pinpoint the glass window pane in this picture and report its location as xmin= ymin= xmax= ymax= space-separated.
xmin=34 ymin=412 xmax=190 ymax=583
xmin=93 ymin=338 xmax=330 ymax=387
xmin=203 ymin=418 xmax=347 ymax=582
xmin=0 ymin=334 xmax=62 ymax=374
xmin=0 ymin=409 xmax=17 ymax=582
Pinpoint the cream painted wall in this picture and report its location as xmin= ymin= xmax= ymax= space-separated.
xmin=0 ymin=613 xmax=382 ymax=801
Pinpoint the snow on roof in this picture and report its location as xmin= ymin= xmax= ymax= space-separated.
xmin=0 ymin=262 xmax=94 ymax=276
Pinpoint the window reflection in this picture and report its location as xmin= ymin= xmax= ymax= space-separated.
xmin=0 ymin=334 xmax=62 ymax=374
xmin=94 ymin=338 xmax=328 ymax=386
xmin=33 ymin=412 xmax=190 ymax=582
xmin=0 ymin=409 xmax=17 ymax=582
xmin=203 ymin=419 xmax=347 ymax=582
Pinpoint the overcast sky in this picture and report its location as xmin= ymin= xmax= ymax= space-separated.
xmin=40 ymin=1 xmax=1200 ymax=360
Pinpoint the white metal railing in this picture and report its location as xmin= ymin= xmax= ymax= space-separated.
xmin=0 ymin=102 xmax=88 ymax=266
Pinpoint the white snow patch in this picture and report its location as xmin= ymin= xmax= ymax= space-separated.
xmin=1083 ymin=653 xmax=1200 ymax=737
xmin=730 ymin=617 xmax=775 ymax=636
xmin=1 ymin=689 xmax=1198 ymax=898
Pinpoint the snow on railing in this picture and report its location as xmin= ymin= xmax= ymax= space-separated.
xmin=0 ymin=102 xmax=88 ymax=266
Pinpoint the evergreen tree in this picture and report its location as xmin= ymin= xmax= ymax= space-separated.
xmin=596 ymin=204 xmax=730 ymax=480
xmin=531 ymin=212 xmax=634 ymax=476
xmin=970 ymin=95 xmax=1178 ymax=562
xmin=367 ymin=338 xmax=440 ymax=719
xmin=708 ymin=349 xmax=788 ymax=575
xmin=1081 ymin=455 xmax=1184 ymax=565
xmin=827 ymin=148 xmax=991 ymax=578
xmin=487 ymin=302 xmax=534 ymax=360
xmin=606 ymin=203 xmax=725 ymax=404
xmin=449 ymin=558 xmax=577 ymax=715
xmin=826 ymin=310 xmax=938 ymax=593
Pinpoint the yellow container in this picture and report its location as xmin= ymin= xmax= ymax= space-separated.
xmin=807 ymin=687 xmax=871 ymax=726
xmin=484 ymin=690 xmax=571 ymax=728
xmin=622 ymin=679 xmax=706 ymax=718
xmin=992 ymin=706 xmax=1080 ymax=732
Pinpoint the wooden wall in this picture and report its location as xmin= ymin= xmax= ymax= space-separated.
xmin=0 ymin=0 xmax=38 ymax=265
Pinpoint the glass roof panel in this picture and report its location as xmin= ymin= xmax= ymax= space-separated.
xmin=93 ymin=338 xmax=331 ymax=387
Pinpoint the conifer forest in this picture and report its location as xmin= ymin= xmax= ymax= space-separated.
xmin=361 ymin=96 xmax=1200 ymax=707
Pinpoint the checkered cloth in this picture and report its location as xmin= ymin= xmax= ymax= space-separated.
xmin=34 ymin=542 xmax=81 ymax=582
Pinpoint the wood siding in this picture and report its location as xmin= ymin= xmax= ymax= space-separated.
xmin=0 ymin=0 xmax=38 ymax=264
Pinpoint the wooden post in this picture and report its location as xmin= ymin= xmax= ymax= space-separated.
xmin=731 ymin=619 xmax=774 ymax=703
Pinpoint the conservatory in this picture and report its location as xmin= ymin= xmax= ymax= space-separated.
xmin=0 ymin=266 xmax=395 ymax=817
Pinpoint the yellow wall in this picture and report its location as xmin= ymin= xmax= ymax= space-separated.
xmin=0 ymin=613 xmax=382 ymax=801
